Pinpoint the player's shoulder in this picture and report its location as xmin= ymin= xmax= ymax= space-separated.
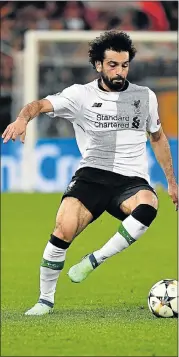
xmin=129 ymin=82 xmax=152 ymax=94
xmin=70 ymin=80 xmax=99 ymax=99
xmin=129 ymin=82 xmax=158 ymax=103
xmin=59 ymin=83 xmax=85 ymax=102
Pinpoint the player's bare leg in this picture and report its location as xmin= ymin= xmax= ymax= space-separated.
xmin=25 ymin=197 xmax=93 ymax=315
xmin=68 ymin=190 xmax=158 ymax=283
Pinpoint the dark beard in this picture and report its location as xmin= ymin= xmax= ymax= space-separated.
xmin=101 ymin=73 xmax=126 ymax=91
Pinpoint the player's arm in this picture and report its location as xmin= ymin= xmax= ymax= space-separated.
xmin=148 ymin=127 xmax=178 ymax=210
xmin=147 ymin=88 xmax=178 ymax=210
xmin=2 ymin=85 xmax=82 ymax=144
xmin=149 ymin=126 xmax=176 ymax=184
xmin=17 ymin=99 xmax=54 ymax=123
xmin=2 ymin=99 xmax=53 ymax=144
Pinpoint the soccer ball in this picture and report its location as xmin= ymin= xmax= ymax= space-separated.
xmin=148 ymin=279 xmax=178 ymax=318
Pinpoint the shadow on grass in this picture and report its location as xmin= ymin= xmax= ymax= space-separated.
xmin=1 ymin=305 xmax=162 ymax=324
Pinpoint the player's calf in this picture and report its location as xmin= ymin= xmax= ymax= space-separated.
xmin=93 ymin=203 xmax=158 ymax=265
xmin=25 ymin=197 xmax=92 ymax=315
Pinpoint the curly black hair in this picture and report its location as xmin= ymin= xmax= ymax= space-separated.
xmin=88 ymin=30 xmax=137 ymax=69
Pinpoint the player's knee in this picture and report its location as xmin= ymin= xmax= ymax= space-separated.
xmin=137 ymin=190 xmax=158 ymax=210
xmin=53 ymin=220 xmax=75 ymax=242
xmin=131 ymin=204 xmax=158 ymax=227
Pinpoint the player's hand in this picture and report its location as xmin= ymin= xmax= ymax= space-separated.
xmin=168 ymin=181 xmax=178 ymax=211
xmin=2 ymin=118 xmax=27 ymax=144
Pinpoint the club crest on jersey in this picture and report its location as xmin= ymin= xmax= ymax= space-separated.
xmin=133 ymin=100 xmax=141 ymax=109
xmin=92 ymin=102 xmax=102 ymax=107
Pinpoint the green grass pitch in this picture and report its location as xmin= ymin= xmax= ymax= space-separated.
xmin=1 ymin=190 xmax=178 ymax=356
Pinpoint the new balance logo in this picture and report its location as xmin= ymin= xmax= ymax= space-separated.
xmin=92 ymin=103 xmax=102 ymax=107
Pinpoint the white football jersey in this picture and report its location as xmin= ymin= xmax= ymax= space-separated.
xmin=46 ymin=79 xmax=161 ymax=183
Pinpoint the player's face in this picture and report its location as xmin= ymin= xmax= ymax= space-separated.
xmin=96 ymin=50 xmax=129 ymax=91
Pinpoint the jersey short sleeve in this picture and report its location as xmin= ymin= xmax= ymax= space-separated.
xmin=45 ymin=84 xmax=83 ymax=123
xmin=146 ymin=89 xmax=161 ymax=133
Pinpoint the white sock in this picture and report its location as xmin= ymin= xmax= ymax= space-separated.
xmin=39 ymin=241 xmax=67 ymax=305
xmin=93 ymin=215 xmax=148 ymax=265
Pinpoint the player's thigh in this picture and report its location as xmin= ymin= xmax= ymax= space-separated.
xmin=120 ymin=189 xmax=158 ymax=215
xmin=53 ymin=197 xmax=93 ymax=241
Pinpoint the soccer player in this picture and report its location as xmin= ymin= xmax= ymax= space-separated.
xmin=2 ymin=31 xmax=178 ymax=316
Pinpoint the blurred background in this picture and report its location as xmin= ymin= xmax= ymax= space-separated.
xmin=0 ymin=0 xmax=178 ymax=192
xmin=1 ymin=3 xmax=178 ymax=355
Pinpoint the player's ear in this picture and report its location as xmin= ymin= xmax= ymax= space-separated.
xmin=95 ymin=61 xmax=102 ymax=73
